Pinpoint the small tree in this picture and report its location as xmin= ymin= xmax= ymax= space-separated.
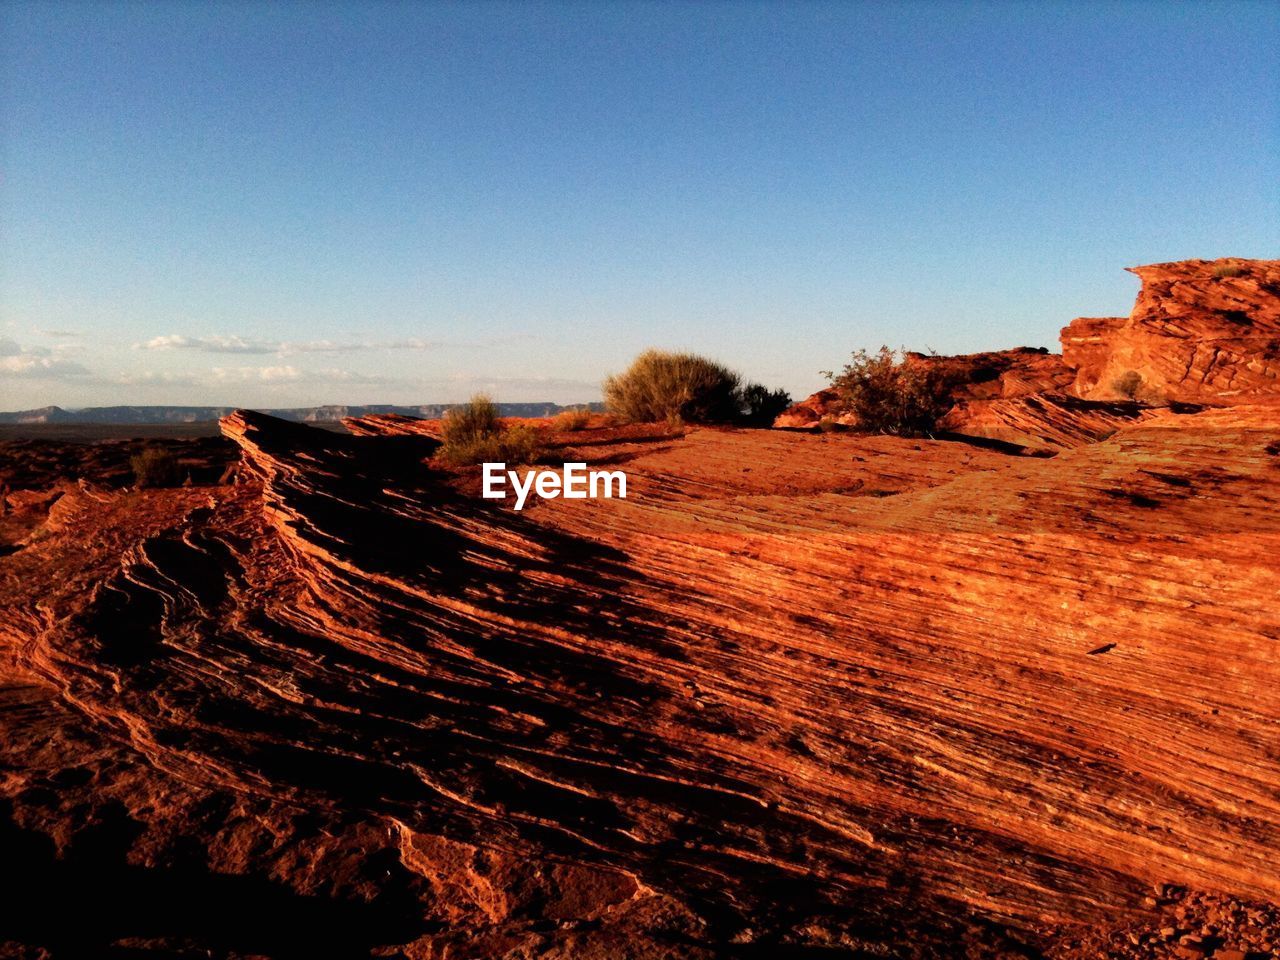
xmin=603 ymin=350 xmax=742 ymax=424
xmin=823 ymin=347 xmax=955 ymax=437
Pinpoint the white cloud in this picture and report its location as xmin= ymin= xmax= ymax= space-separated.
xmin=211 ymin=364 xmax=304 ymax=383
xmin=141 ymin=334 xmax=278 ymax=354
xmin=0 ymin=339 xmax=90 ymax=378
xmin=136 ymin=332 xmax=537 ymax=356
xmin=110 ymin=371 xmax=200 ymax=387
xmin=205 ymin=365 xmax=395 ymax=386
xmin=0 ymin=354 xmax=91 ymax=377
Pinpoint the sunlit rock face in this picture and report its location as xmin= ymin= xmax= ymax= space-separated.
xmin=777 ymin=259 xmax=1280 ymax=453
xmin=1 ymin=260 xmax=1279 ymax=958
xmin=1070 ymin=258 xmax=1280 ymax=403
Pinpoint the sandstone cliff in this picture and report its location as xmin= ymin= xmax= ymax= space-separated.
xmin=1066 ymin=258 xmax=1280 ymax=403
xmin=777 ymin=258 xmax=1280 ymax=440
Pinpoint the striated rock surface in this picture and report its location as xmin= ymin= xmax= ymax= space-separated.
xmin=1070 ymin=258 xmax=1280 ymax=403
xmin=2 ymin=394 xmax=1279 ymax=957
xmin=778 ymin=258 xmax=1280 ymax=437
xmin=1060 ymin=316 xmax=1130 ymax=396
xmin=937 ymin=394 xmax=1171 ymax=451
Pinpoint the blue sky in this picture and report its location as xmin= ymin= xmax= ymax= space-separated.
xmin=2 ymin=0 xmax=1277 ymax=409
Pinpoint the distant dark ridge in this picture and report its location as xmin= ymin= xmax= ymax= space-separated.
xmin=0 ymin=402 xmax=604 ymax=425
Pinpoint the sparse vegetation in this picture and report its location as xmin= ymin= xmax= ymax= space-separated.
xmin=553 ymin=406 xmax=591 ymax=431
xmin=823 ymin=347 xmax=955 ymax=437
xmin=739 ymin=382 xmax=792 ymax=425
xmin=441 ymin=394 xmax=500 ymax=448
xmin=1113 ymin=370 xmax=1144 ymax=399
xmin=1213 ymin=263 xmax=1246 ymax=279
xmin=438 ymin=395 xmax=544 ymax=466
xmin=130 ymin=447 xmax=183 ymax=488
xmin=603 ymin=350 xmax=792 ymax=427
xmin=604 ymin=350 xmax=743 ymax=424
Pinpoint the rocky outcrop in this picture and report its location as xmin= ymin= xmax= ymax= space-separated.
xmin=1060 ymin=316 xmax=1129 ymax=395
xmin=2 ymin=402 xmax=1279 ymax=958
xmin=773 ymin=386 xmax=844 ymax=428
xmin=1069 ymin=258 xmax=1280 ymax=402
xmin=938 ymin=394 xmax=1169 ymax=451
xmin=926 ymin=346 xmax=1075 ymax=400
xmin=778 ymin=258 xmax=1280 ymax=437
xmin=774 ymin=347 xmax=1073 ymax=430
xmin=342 ymin=412 xmax=443 ymax=439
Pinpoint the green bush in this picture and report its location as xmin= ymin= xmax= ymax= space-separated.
xmin=740 ymin=382 xmax=792 ymax=425
xmin=603 ymin=350 xmax=742 ymax=424
xmin=823 ymin=347 xmax=955 ymax=437
xmin=130 ymin=447 xmax=183 ymax=488
xmin=438 ymin=396 xmax=544 ymax=466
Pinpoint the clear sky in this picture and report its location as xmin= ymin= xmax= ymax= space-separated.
xmin=2 ymin=0 xmax=1277 ymax=410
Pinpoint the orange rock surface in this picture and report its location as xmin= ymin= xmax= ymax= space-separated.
xmin=778 ymin=258 xmax=1280 ymax=435
xmin=1 ymin=260 xmax=1278 ymax=958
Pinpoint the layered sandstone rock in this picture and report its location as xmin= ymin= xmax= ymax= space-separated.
xmin=1060 ymin=316 xmax=1129 ymax=395
xmin=1069 ymin=258 xmax=1280 ymax=402
xmin=777 ymin=258 xmax=1280 ymax=437
xmin=2 ymin=400 xmax=1278 ymax=957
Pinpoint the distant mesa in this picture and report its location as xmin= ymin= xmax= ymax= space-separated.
xmin=0 ymin=402 xmax=602 ymax=426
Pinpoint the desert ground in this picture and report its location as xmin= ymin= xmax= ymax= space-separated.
xmin=1 ymin=258 xmax=1277 ymax=959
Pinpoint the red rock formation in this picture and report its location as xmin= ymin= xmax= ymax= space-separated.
xmin=342 ymin=411 xmax=444 ymax=439
xmin=777 ymin=258 xmax=1280 ymax=439
xmin=1060 ymin=316 xmax=1129 ymax=395
xmin=939 ymin=394 xmax=1168 ymax=451
xmin=2 ymin=398 xmax=1279 ymax=957
xmin=2 ymin=258 xmax=1279 ymax=958
xmin=1069 ymin=258 xmax=1280 ymax=402
xmin=774 ymin=347 xmax=1073 ymax=430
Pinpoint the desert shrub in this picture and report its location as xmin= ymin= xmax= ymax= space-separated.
xmin=603 ymin=350 xmax=742 ymax=424
xmin=823 ymin=347 xmax=955 ymax=437
xmin=1212 ymin=263 xmax=1245 ymax=279
xmin=438 ymin=428 xmax=544 ymax=466
xmin=739 ymin=382 xmax=792 ymax=425
xmin=130 ymin=447 xmax=182 ymax=488
xmin=553 ymin=406 xmax=591 ymax=431
xmin=441 ymin=394 xmax=500 ymax=448
xmin=1112 ymin=370 xmax=1143 ymax=399
xmin=438 ymin=397 xmax=544 ymax=466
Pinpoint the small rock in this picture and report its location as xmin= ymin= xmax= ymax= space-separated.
xmin=1216 ymin=950 xmax=1247 ymax=960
